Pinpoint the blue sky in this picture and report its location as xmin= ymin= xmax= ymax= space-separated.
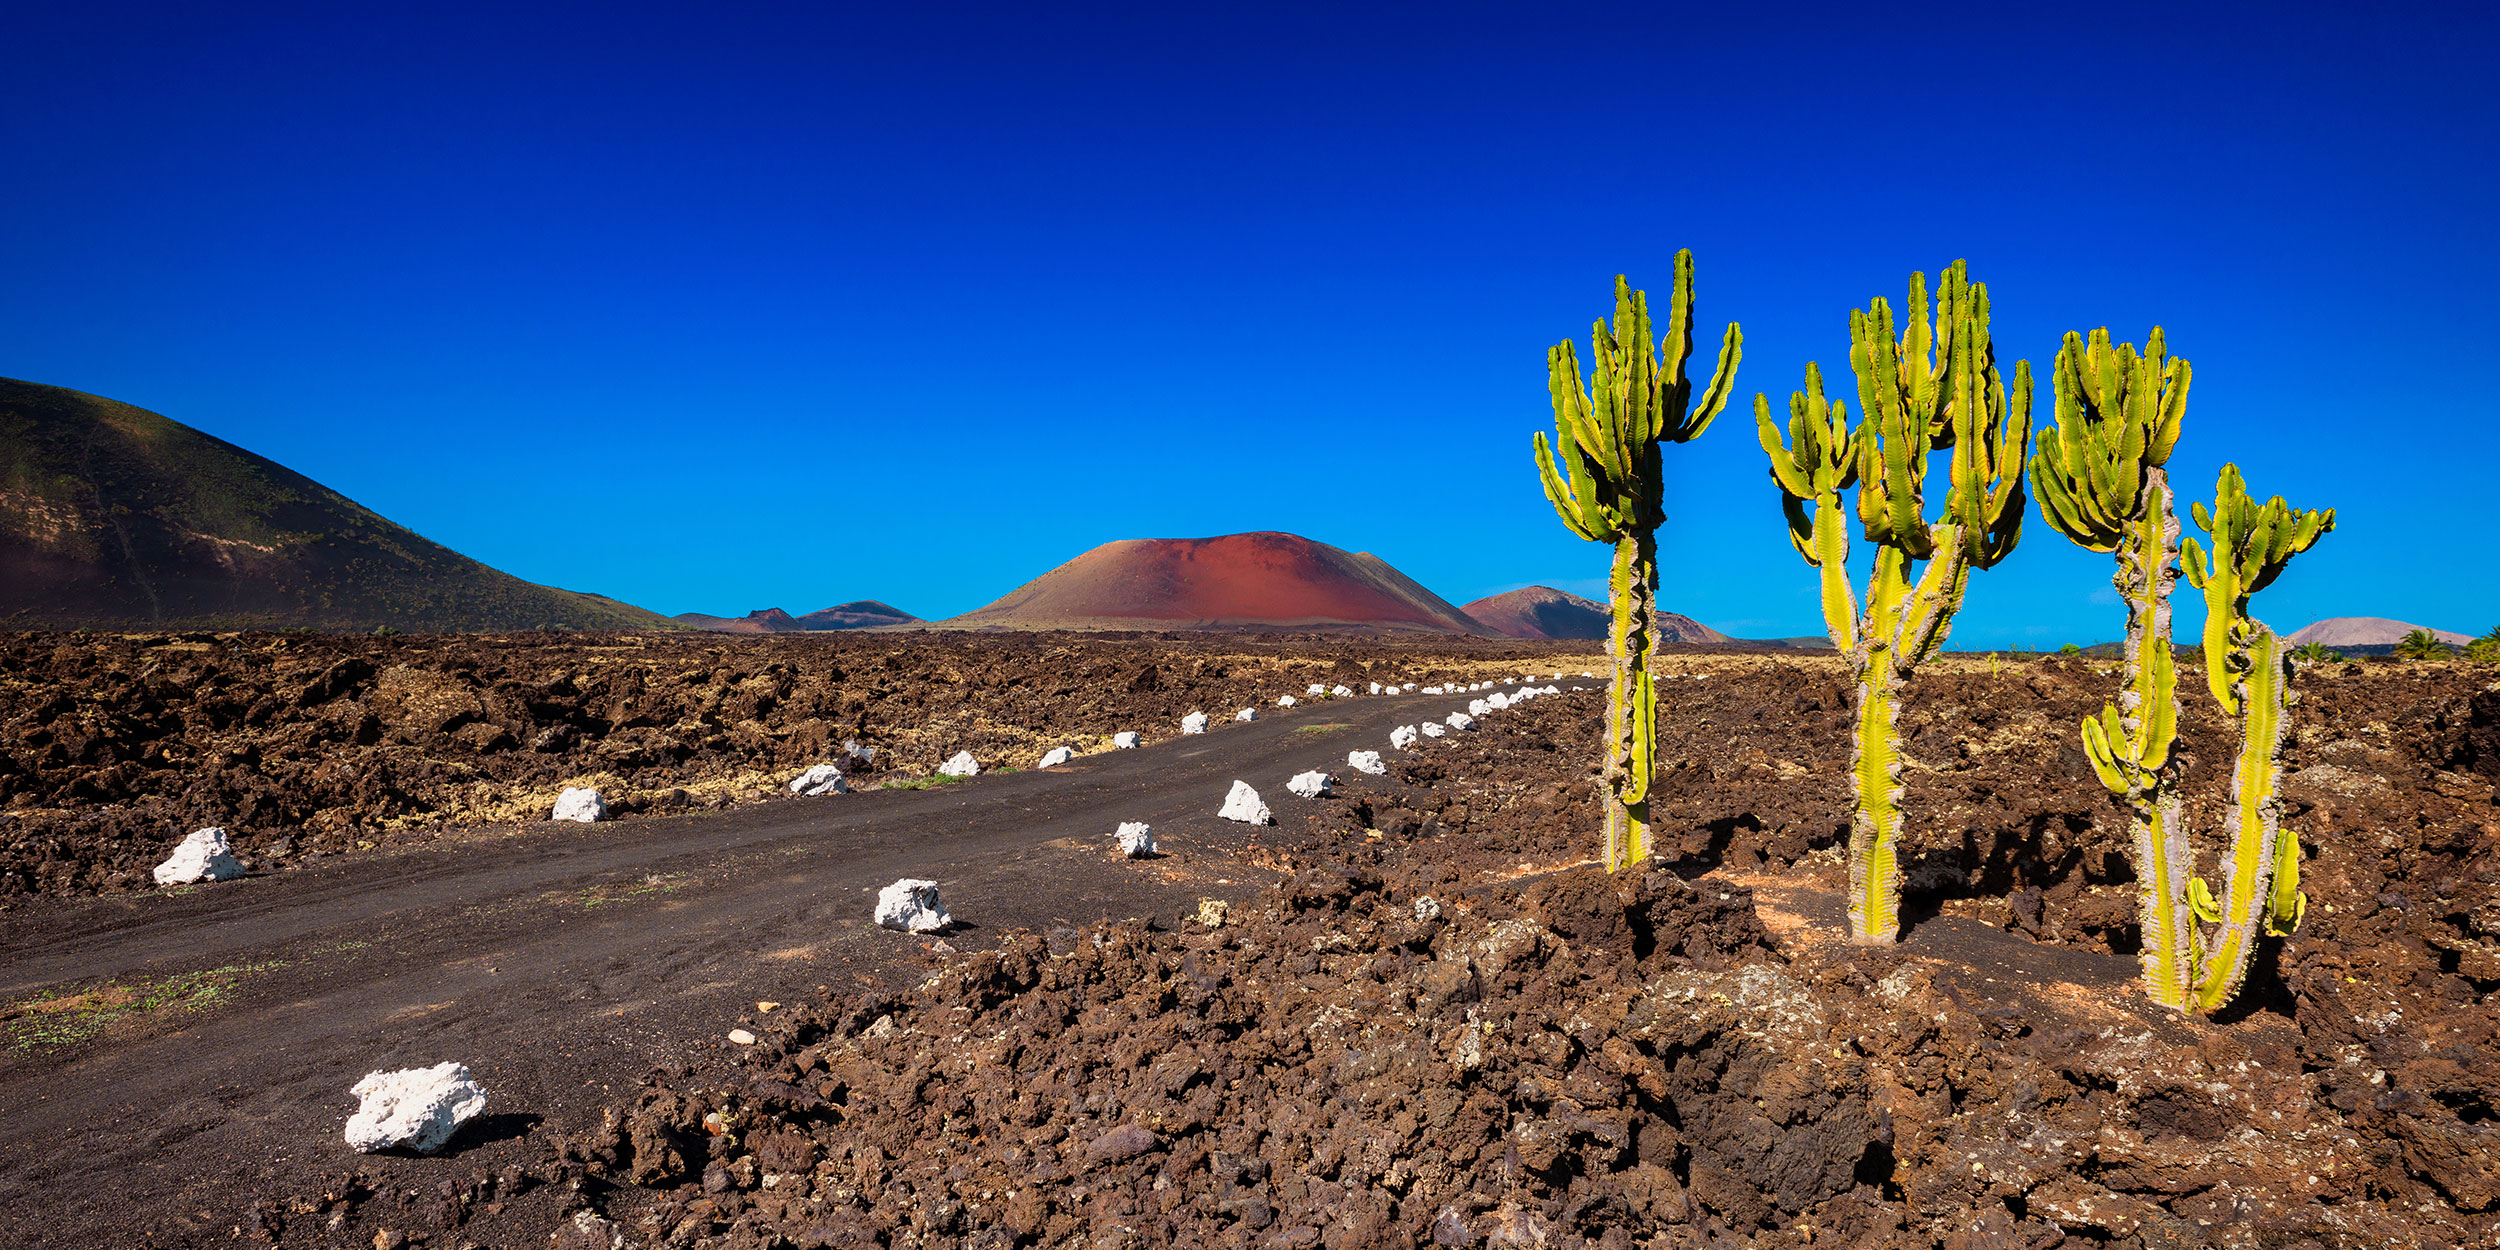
xmin=5 ymin=2 xmax=2493 ymax=644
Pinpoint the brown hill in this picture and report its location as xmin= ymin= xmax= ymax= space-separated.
xmin=797 ymin=601 xmax=920 ymax=630
xmin=2288 ymin=617 xmax=2470 ymax=648
xmin=674 ymin=608 xmax=805 ymax=633
xmin=941 ymin=532 xmax=1492 ymax=634
xmin=0 ymin=377 xmax=678 ymax=632
xmin=1461 ymin=585 xmax=1732 ymax=644
xmin=674 ymin=602 xmax=921 ymax=633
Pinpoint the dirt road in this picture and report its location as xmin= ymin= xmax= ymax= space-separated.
xmin=0 ymin=692 xmax=1447 ymax=1247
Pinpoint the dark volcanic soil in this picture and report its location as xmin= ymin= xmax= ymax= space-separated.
xmin=0 ymin=631 xmax=1580 ymax=896
xmin=7 ymin=637 xmax=2499 ymax=1248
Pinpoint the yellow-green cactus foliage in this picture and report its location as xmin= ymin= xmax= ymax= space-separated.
xmin=2030 ymin=327 xmax=2188 ymax=551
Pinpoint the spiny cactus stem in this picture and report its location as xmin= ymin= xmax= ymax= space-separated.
xmin=1847 ymin=652 xmax=1907 ymax=944
xmin=1601 ymin=532 xmax=1659 ymax=872
xmin=2191 ymin=626 xmax=2295 ymax=1011
xmin=2137 ymin=794 xmax=2196 ymax=1010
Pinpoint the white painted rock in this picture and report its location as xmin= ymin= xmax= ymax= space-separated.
xmin=1330 ymin=684 xmax=1353 ymax=698
xmin=1581 ymin=671 xmax=1595 ymax=678
xmin=1422 ymin=685 xmax=1443 ymax=696
xmin=1539 ymin=684 xmax=1561 ymax=696
xmin=1287 ymin=770 xmax=1334 ymax=798
xmin=1114 ymin=732 xmax=1142 ymax=749
xmin=1181 ymin=712 xmax=1210 ymax=736
xmin=552 ymin=787 xmax=607 ymax=823
xmin=1236 ymin=707 xmax=1259 ymax=722
xmin=1347 ymin=750 xmax=1387 ymax=776
xmin=1368 ymin=682 xmax=1383 ymax=695
xmin=789 ymin=764 xmax=849 ymax=796
xmin=153 ymin=827 xmax=244 ymax=887
xmin=1306 ymin=683 xmax=1328 ymax=696
xmin=344 ymin=1062 xmax=487 ymax=1154
xmin=1218 ymin=780 xmax=1272 ymax=825
xmin=1114 ymin=821 xmax=1158 ymax=857
xmin=1402 ymin=683 xmax=1418 ymax=692
xmin=1389 ymin=724 xmax=1419 ymax=750
xmin=1468 ymin=698 xmax=1490 ymax=717
xmin=938 ymin=751 xmax=981 ymax=778
xmin=1276 ymin=695 xmax=1297 ymax=707
xmin=875 ymin=878 xmax=952 ymax=932
xmin=1445 ymin=712 xmax=1477 ymax=732
xmin=1420 ymin=721 xmax=1447 ymax=738
xmin=1038 ymin=746 xmax=1076 ymax=769
xmin=1486 ymin=693 xmax=1512 ymax=711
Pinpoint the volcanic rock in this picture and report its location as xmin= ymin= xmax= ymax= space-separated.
xmin=1445 ymin=712 xmax=1476 ymax=732
xmin=343 ymin=1062 xmax=487 ymax=1154
xmin=1286 ymin=770 xmax=1334 ymax=798
xmin=1421 ymin=722 xmax=1447 ymax=738
xmin=1218 ymin=781 xmax=1272 ymax=825
xmin=552 ymin=787 xmax=606 ymax=823
xmin=788 ymin=764 xmax=849 ymax=796
xmin=1347 ymin=750 xmax=1387 ymax=776
xmin=152 ymin=827 xmax=244 ymax=887
xmin=874 ymin=879 xmax=951 ymax=932
xmin=1114 ymin=822 xmax=1158 ymax=857
xmin=1390 ymin=725 xmax=1419 ymax=750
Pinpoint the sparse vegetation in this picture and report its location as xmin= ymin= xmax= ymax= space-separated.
xmin=2291 ymin=640 xmax=2341 ymax=664
xmin=2468 ymin=626 xmax=2500 ymax=663
xmin=2 ymin=961 xmax=286 ymax=1051
xmin=2395 ymin=627 xmax=2450 ymax=660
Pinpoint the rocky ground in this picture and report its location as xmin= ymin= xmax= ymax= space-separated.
xmin=0 ymin=631 xmax=1577 ymax=897
xmin=8 ymin=634 xmax=2499 ymax=1247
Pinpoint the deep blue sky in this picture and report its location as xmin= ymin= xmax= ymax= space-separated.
xmin=6 ymin=2 xmax=2493 ymax=643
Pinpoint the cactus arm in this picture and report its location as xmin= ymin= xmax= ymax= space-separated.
xmin=1893 ymin=529 xmax=1968 ymax=671
xmin=2139 ymin=793 xmax=2198 ymax=1010
xmin=2191 ymin=625 xmax=2296 ymax=1012
xmin=1686 ymin=319 xmax=1744 ymax=440
xmin=1814 ymin=502 xmax=1859 ymax=652
xmin=1533 ymin=431 xmax=1604 ymax=541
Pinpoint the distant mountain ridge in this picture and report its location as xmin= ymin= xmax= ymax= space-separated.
xmin=0 ymin=377 xmax=678 ymax=632
xmin=1461 ymin=585 xmax=1731 ymax=644
xmin=674 ymin=602 xmax=921 ymax=632
xmin=2288 ymin=617 xmax=2470 ymax=648
xmin=938 ymin=532 xmax=1493 ymax=634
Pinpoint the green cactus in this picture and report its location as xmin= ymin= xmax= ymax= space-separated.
xmin=2029 ymin=327 xmax=2196 ymax=1002
xmin=1536 ymin=252 xmax=1740 ymax=873
xmin=1758 ymin=262 xmax=2030 ymax=942
xmin=2033 ymin=329 xmax=2335 ymax=1012
xmin=2179 ymin=463 xmax=2332 ymax=1009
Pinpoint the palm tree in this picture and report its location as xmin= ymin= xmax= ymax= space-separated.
xmin=2393 ymin=628 xmax=2450 ymax=661
xmin=2467 ymin=626 xmax=2500 ymax=664
xmin=2290 ymin=641 xmax=2340 ymax=664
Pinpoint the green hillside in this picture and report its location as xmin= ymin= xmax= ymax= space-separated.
xmin=0 ymin=377 xmax=679 ymax=632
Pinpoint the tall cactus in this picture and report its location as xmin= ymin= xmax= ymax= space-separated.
xmin=2179 ymin=464 xmax=2332 ymax=1010
xmin=2034 ymin=332 xmax=2334 ymax=1012
xmin=1757 ymin=262 xmax=2031 ymax=943
xmin=2028 ymin=328 xmax=2195 ymax=1004
xmin=1535 ymin=252 xmax=1740 ymax=872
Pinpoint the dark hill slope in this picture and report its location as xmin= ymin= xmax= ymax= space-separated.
xmin=0 ymin=377 xmax=676 ymax=631
xmin=1462 ymin=585 xmax=1733 ymax=644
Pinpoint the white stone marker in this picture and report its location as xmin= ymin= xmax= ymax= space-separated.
xmin=1420 ymin=722 xmax=1447 ymax=738
xmin=1236 ymin=707 xmax=1259 ymax=722
xmin=1114 ymin=731 xmax=1142 ymax=749
xmin=552 ymin=787 xmax=606 ymax=823
xmin=938 ymin=751 xmax=980 ymax=778
xmin=1389 ymin=724 xmax=1419 ymax=750
xmin=1037 ymin=746 xmax=1076 ymax=768
xmin=153 ymin=827 xmax=245 ymax=887
xmin=1445 ymin=712 xmax=1477 ymax=732
xmin=1287 ymin=770 xmax=1334 ymax=798
xmin=1347 ymin=750 xmax=1388 ymax=776
xmin=1276 ymin=694 xmax=1297 ymax=707
xmin=344 ymin=1062 xmax=487 ymax=1154
xmin=1114 ymin=821 xmax=1158 ymax=857
xmin=875 ymin=879 xmax=952 ymax=932
xmin=1181 ymin=712 xmax=1210 ymax=735
xmin=789 ymin=764 xmax=849 ymax=796
xmin=1218 ymin=780 xmax=1273 ymax=825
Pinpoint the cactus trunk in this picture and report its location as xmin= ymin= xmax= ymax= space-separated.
xmin=2188 ymin=625 xmax=2296 ymax=1010
xmin=1846 ymin=641 xmax=1907 ymax=942
xmin=1601 ymin=531 xmax=1659 ymax=871
xmin=2113 ymin=466 xmax=2196 ymax=1008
